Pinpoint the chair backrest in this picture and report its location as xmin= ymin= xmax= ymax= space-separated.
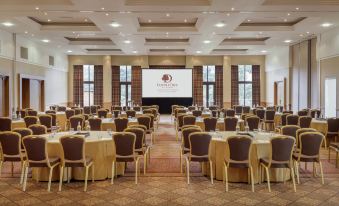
xmin=246 ymin=116 xmax=260 ymax=131
xmin=39 ymin=115 xmax=52 ymax=129
xmin=143 ymin=109 xmax=153 ymax=115
xmin=88 ymin=118 xmax=102 ymax=131
xmin=183 ymin=115 xmax=196 ymax=126
xmin=265 ymin=110 xmax=275 ymax=121
xmin=48 ymin=114 xmax=57 ymax=126
xmin=283 ymin=110 xmax=293 ymax=114
xmin=297 ymin=110 xmax=308 ymax=116
xmin=266 ymin=106 xmax=275 ymax=111
xmin=69 ymin=115 xmax=84 ymax=130
xmin=286 ymin=115 xmax=299 ymax=125
xmin=28 ymin=124 xmax=47 ymax=135
xmin=189 ymin=132 xmax=212 ymax=158
xmin=57 ymin=106 xmax=67 ymax=112
xmin=27 ymin=110 xmax=38 ymax=116
xmin=242 ymin=106 xmax=250 ymax=114
xmin=276 ymin=106 xmax=283 ymax=113
xmin=310 ymin=110 xmax=321 ymax=118
xmin=24 ymin=116 xmax=38 ymax=128
xmin=20 ymin=110 xmax=26 ymax=118
xmin=0 ymin=132 xmax=22 ymax=160
xmin=209 ymin=106 xmax=219 ymax=111
xmin=65 ymin=109 xmax=75 ymax=119
xmin=327 ymin=118 xmax=339 ymax=133
xmin=113 ymin=132 xmax=136 ymax=157
xmin=234 ymin=106 xmax=243 ymax=115
xmin=137 ymin=116 xmax=151 ymax=130
xmin=97 ymin=109 xmax=108 ymax=118
xmin=124 ymin=128 xmax=145 ymax=150
xmin=281 ymin=113 xmax=288 ymax=126
xmin=299 ymin=116 xmax=312 ymax=128
xmin=256 ymin=109 xmax=265 ymax=120
xmin=203 ymin=117 xmax=217 ymax=132
xmin=133 ymin=106 xmax=141 ymax=111
xmin=211 ymin=110 xmax=220 ymax=118
xmin=281 ymin=125 xmax=300 ymax=139
xmin=270 ymin=136 xmax=295 ymax=163
xmin=128 ymin=124 xmax=147 ymax=131
xmin=112 ymin=106 xmax=122 ymax=112
xmin=126 ymin=110 xmax=136 ymax=118
xmin=90 ymin=105 xmax=98 ymax=114
xmin=144 ymin=114 xmax=154 ymax=128
xmin=22 ymin=135 xmax=48 ymax=164
xmin=296 ymin=128 xmax=316 ymax=149
xmin=59 ymin=135 xmax=87 ymax=166
xmin=177 ymin=114 xmax=187 ymax=128
xmin=114 ymin=118 xmax=129 ymax=132
xmin=74 ymin=108 xmax=83 ymax=115
xmin=299 ymin=132 xmax=324 ymax=159
xmin=224 ymin=117 xmax=238 ymax=131
xmin=227 ymin=135 xmax=252 ymax=162
xmin=12 ymin=128 xmax=32 ymax=150
xmin=49 ymin=105 xmax=57 ymax=111
xmin=225 ymin=109 xmax=235 ymax=117
xmin=188 ymin=106 xmax=195 ymax=111
xmin=112 ymin=110 xmax=121 ymax=118
xmin=0 ymin=117 xmax=12 ymax=131
xmin=192 ymin=110 xmax=202 ymax=117
xmin=83 ymin=106 xmax=91 ymax=114
xmin=175 ymin=108 xmax=186 ymax=118
xmin=123 ymin=106 xmax=130 ymax=111
xmin=45 ymin=110 xmax=56 ymax=115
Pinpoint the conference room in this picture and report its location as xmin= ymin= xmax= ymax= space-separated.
xmin=0 ymin=0 xmax=339 ymax=205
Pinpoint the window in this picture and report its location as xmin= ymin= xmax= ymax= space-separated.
xmin=203 ymin=65 xmax=215 ymax=107
xmin=83 ymin=65 xmax=94 ymax=106
xmin=120 ymin=65 xmax=132 ymax=106
xmin=238 ymin=65 xmax=253 ymax=106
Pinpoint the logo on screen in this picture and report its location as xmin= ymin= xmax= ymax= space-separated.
xmin=162 ymin=74 xmax=172 ymax=83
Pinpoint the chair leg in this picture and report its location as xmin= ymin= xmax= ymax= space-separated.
xmin=265 ymin=166 xmax=271 ymax=192
xmin=209 ymin=161 xmax=213 ymax=184
xmin=20 ymin=161 xmax=25 ymax=185
xmin=290 ymin=167 xmax=297 ymax=192
xmin=185 ymin=158 xmax=190 ymax=184
xmin=67 ymin=167 xmax=71 ymax=183
xmin=59 ymin=166 xmax=64 ymax=191
xmin=250 ymin=166 xmax=254 ymax=192
xmin=283 ymin=168 xmax=287 ymax=184
xmin=48 ymin=166 xmax=54 ymax=192
xmin=22 ymin=165 xmax=29 ymax=191
xmin=111 ymin=161 xmax=115 ymax=184
xmin=180 ymin=151 xmax=183 ymax=173
xmin=91 ymin=164 xmax=95 ymax=182
xmin=144 ymin=154 xmax=147 ymax=175
xmin=294 ymin=161 xmax=300 ymax=184
xmin=135 ymin=160 xmax=139 ymax=184
xmin=313 ymin=162 xmax=317 ymax=177
xmin=84 ymin=166 xmax=89 ymax=192
xmin=0 ymin=161 xmax=2 ymax=178
xmin=319 ymin=161 xmax=324 ymax=185
xmin=336 ymin=151 xmax=339 ymax=168
xmin=11 ymin=162 xmax=14 ymax=177
xmin=328 ymin=147 xmax=331 ymax=162
xmin=224 ymin=163 xmax=228 ymax=192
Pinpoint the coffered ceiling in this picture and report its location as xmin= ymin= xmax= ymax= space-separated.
xmin=0 ymin=0 xmax=338 ymax=55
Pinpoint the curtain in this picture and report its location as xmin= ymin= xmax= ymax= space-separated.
xmin=252 ymin=65 xmax=261 ymax=106
xmin=94 ymin=65 xmax=103 ymax=106
xmin=231 ymin=65 xmax=239 ymax=106
xmin=73 ymin=65 xmax=83 ymax=107
xmin=215 ymin=65 xmax=223 ymax=108
xmin=131 ymin=66 xmax=142 ymax=105
xmin=193 ymin=66 xmax=203 ymax=105
xmin=111 ymin=66 xmax=120 ymax=106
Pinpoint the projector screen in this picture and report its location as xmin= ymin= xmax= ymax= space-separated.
xmin=142 ymin=69 xmax=192 ymax=98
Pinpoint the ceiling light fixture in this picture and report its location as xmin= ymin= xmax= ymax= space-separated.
xmin=110 ymin=22 xmax=121 ymax=27
xmin=2 ymin=22 xmax=14 ymax=27
xmin=231 ymin=7 xmax=235 ymax=11
xmin=261 ymin=50 xmax=267 ymax=53
xmin=284 ymin=19 xmax=287 ymax=22
xmin=203 ymin=40 xmax=211 ymax=44
xmin=306 ymin=31 xmax=310 ymax=34
xmin=296 ymin=7 xmax=299 ymax=10
xmin=42 ymin=39 xmax=50 ymax=43
xmin=67 ymin=50 xmax=72 ymax=53
xmin=148 ymin=19 xmax=152 ymax=23
xmin=184 ymin=19 xmax=187 ymax=23
xmin=101 ymin=7 xmax=105 ymax=10
xmin=35 ymin=7 xmax=39 ymax=10
xmin=215 ymin=22 xmax=225 ymax=27
xmin=247 ymin=19 xmax=251 ymax=22
xmin=132 ymin=50 xmax=137 ymax=54
xmin=284 ymin=39 xmax=292 ymax=43
xmin=105 ymin=13 xmax=109 ymax=16
xmin=287 ymin=13 xmax=290 ymax=16
xmin=44 ymin=12 xmax=47 ymax=15
xmin=124 ymin=40 xmax=131 ymax=44
xmin=196 ymin=51 xmax=202 ymax=54
xmin=321 ymin=22 xmax=332 ymax=27
xmin=47 ymin=19 xmax=51 ymax=22
xmin=24 ymin=31 xmax=28 ymax=34
xmin=227 ymin=13 xmax=230 ymax=16
xmin=84 ymin=19 xmax=88 ymax=22
xmin=166 ymin=13 xmax=170 ymax=17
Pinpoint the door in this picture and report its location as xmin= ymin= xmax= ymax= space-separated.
xmin=325 ymin=78 xmax=336 ymax=118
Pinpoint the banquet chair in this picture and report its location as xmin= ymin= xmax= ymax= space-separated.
xmin=171 ymin=105 xmax=179 ymax=121
xmin=225 ymin=135 xmax=254 ymax=192
xmin=211 ymin=110 xmax=220 ymax=118
xmin=266 ymin=106 xmax=275 ymax=111
xmin=39 ymin=115 xmax=52 ymax=132
xmin=209 ymin=106 xmax=219 ymax=111
xmin=283 ymin=110 xmax=294 ymax=115
xmin=286 ymin=115 xmax=299 ymax=126
xmin=12 ymin=128 xmax=32 ymax=152
xmin=296 ymin=128 xmax=317 ymax=151
xmin=184 ymin=132 xmax=213 ymax=184
xmin=65 ymin=109 xmax=75 ymax=120
xmin=20 ymin=110 xmax=27 ymax=118
xmin=256 ymin=109 xmax=265 ymax=128
xmin=224 ymin=117 xmax=238 ymax=131
xmin=243 ymin=106 xmax=251 ymax=114
xmin=122 ymin=106 xmax=130 ymax=111
xmin=203 ymin=117 xmax=218 ymax=132
xmin=246 ymin=116 xmax=260 ymax=131
xmin=124 ymin=127 xmax=150 ymax=174
xmin=49 ymin=105 xmax=57 ymax=111
xmin=112 ymin=105 xmax=122 ymax=112
xmin=293 ymin=132 xmax=325 ymax=184
xmin=252 ymin=108 xmax=257 ymax=115
xmin=183 ymin=115 xmax=196 ymax=126
xmin=180 ymin=127 xmax=202 ymax=173
xmin=126 ymin=110 xmax=136 ymax=118
xmin=69 ymin=115 xmax=84 ymax=131
xmin=145 ymin=114 xmax=156 ymax=142
xmin=264 ymin=110 xmax=276 ymax=131
xmin=112 ymin=110 xmax=121 ymax=118
xmin=114 ymin=118 xmax=129 ymax=132
xmin=97 ymin=109 xmax=108 ymax=118
xmin=28 ymin=124 xmax=47 ymax=135
xmin=49 ymin=114 xmax=57 ymax=127
xmin=0 ymin=117 xmax=12 ymax=131
xmin=234 ymin=106 xmax=243 ymax=115
xmin=329 ymin=142 xmax=339 ymax=168
xmin=90 ymin=105 xmax=98 ymax=114
xmin=74 ymin=108 xmax=82 ymax=115
xmin=27 ymin=110 xmax=38 ymax=116
xmin=260 ymin=136 xmax=296 ymax=192
xmin=22 ymin=135 xmax=61 ymax=191
xmin=83 ymin=106 xmax=91 ymax=115
xmin=310 ymin=110 xmax=321 ymax=118
xmin=281 ymin=113 xmax=289 ymax=127
xmin=277 ymin=106 xmax=284 ymax=113
xmin=176 ymin=114 xmax=187 ymax=141
xmin=192 ymin=110 xmax=202 ymax=117
xmin=0 ymin=132 xmax=26 ymax=182
xmin=133 ymin=106 xmax=141 ymax=112
xmin=198 ymin=106 xmax=205 ymax=111
xmin=142 ymin=106 xmax=151 ymax=111
xmin=112 ymin=132 xmax=140 ymax=184
xmin=57 ymin=106 xmax=66 ymax=112
xmin=326 ymin=118 xmax=339 ymax=145
xmin=188 ymin=106 xmax=196 ymax=111
xmin=297 ymin=110 xmax=308 ymax=116
xmin=299 ymin=116 xmax=312 ymax=128
xmin=24 ymin=116 xmax=38 ymax=128
xmin=59 ymin=135 xmax=94 ymax=192
xmin=281 ymin=125 xmax=300 ymax=140
xmin=225 ymin=109 xmax=235 ymax=117
xmin=45 ymin=110 xmax=56 ymax=115
xmin=137 ymin=116 xmax=154 ymax=144
xmin=88 ymin=118 xmax=102 ymax=131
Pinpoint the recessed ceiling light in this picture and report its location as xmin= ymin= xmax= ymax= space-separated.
xmin=67 ymin=50 xmax=72 ymax=53
xmin=24 ymin=31 xmax=28 ymax=34
xmin=124 ymin=40 xmax=131 ymax=44
xmin=166 ymin=13 xmax=170 ymax=17
xmin=105 ymin=13 xmax=109 ymax=16
xmin=47 ymin=19 xmax=51 ymax=22
xmin=110 ymin=22 xmax=121 ymax=27
xmin=247 ymin=19 xmax=251 ymax=22
xmin=132 ymin=50 xmax=137 ymax=54
xmin=44 ymin=12 xmax=47 ymax=15
xmin=284 ymin=39 xmax=292 ymax=43
xmin=321 ymin=23 xmax=332 ymax=27
xmin=227 ymin=13 xmax=230 ymax=16
xmin=284 ymin=19 xmax=287 ymax=22
xmin=306 ymin=31 xmax=310 ymax=34
xmin=299 ymin=34 xmax=304 ymax=37
xmin=84 ymin=19 xmax=88 ymax=22
xmin=287 ymin=13 xmax=291 ymax=16
xmin=261 ymin=50 xmax=267 ymax=53
xmin=215 ymin=22 xmax=225 ymax=27
xmin=212 ymin=32 xmax=216 ymax=35
xmin=42 ymin=39 xmax=50 ymax=43
xmin=35 ymin=7 xmax=39 ymax=10
xmin=31 ymin=34 xmax=34 ymax=37
xmin=2 ymin=22 xmax=14 ymax=27
xmin=196 ymin=51 xmax=202 ymax=54
xmin=148 ymin=19 xmax=152 ymax=23
xmin=184 ymin=19 xmax=187 ymax=23
xmin=203 ymin=40 xmax=211 ymax=44
xmin=101 ymin=7 xmax=105 ymax=10
xmin=231 ymin=7 xmax=235 ymax=11
xmin=259 ymin=32 xmax=263 ymax=34
xmin=295 ymin=7 xmax=299 ymax=10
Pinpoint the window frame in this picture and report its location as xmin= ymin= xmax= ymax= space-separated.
xmin=120 ymin=65 xmax=132 ymax=106
xmin=238 ymin=65 xmax=253 ymax=106
xmin=83 ymin=65 xmax=94 ymax=107
xmin=203 ymin=65 xmax=216 ymax=107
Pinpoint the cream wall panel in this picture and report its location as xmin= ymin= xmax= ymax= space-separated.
xmin=148 ymin=56 xmax=186 ymax=66
xmin=111 ymin=55 xmax=148 ymax=68
xmin=186 ymin=56 xmax=223 ymax=68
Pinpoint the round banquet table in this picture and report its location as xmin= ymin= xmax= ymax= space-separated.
xmin=101 ymin=118 xmax=138 ymax=131
xmin=32 ymin=131 xmax=130 ymax=181
xmin=310 ymin=119 xmax=328 ymax=135
xmin=202 ymin=131 xmax=290 ymax=183
xmin=195 ymin=118 xmax=245 ymax=131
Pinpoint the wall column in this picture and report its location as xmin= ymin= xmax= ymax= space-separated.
xmin=223 ymin=56 xmax=231 ymax=108
xmin=103 ymin=55 xmax=112 ymax=109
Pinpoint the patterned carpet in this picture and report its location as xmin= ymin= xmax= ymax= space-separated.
xmin=0 ymin=115 xmax=339 ymax=206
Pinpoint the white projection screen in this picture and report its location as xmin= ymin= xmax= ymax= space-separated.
xmin=142 ymin=69 xmax=192 ymax=98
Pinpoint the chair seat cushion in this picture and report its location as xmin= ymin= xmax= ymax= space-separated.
xmin=65 ymin=157 xmax=92 ymax=167
xmin=292 ymin=153 xmax=319 ymax=162
xmin=265 ymin=120 xmax=274 ymax=123
xmin=327 ymin=132 xmax=338 ymax=138
xmin=29 ymin=156 xmax=60 ymax=167
xmin=260 ymin=157 xmax=289 ymax=168
xmin=329 ymin=142 xmax=339 ymax=149
xmin=225 ymin=160 xmax=249 ymax=168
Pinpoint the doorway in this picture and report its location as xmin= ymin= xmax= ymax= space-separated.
xmin=274 ymin=78 xmax=286 ymax=109
xmin=325 ymin=78 xmax=336 ymax=118
xmin=19 ymin=74 xmax=45 ymax=111
xmin=0 ymin=75 xmax=9 ymax=116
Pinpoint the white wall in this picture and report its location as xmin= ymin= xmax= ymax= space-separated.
xmin=318 ymin=26 xmax=339 ymax=60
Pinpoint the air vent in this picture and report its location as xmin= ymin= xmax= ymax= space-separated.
xmin=20 ymin=47 xmax=28 ymax=59
xmin=145 ymin=38 xmax=189 ymax=43
xmin=149 ymin=49 xmax=185 ymax=52
xmin=263 ymin=0 xmax=339 ymax=5
xmin=213 ymin=49 xmax=248 ymax=52
xmin=125 ymin=0 xmax=211 ymax=6
xmin=86 ymin=49 xmax=122 ymax=52
xmin=49 ymin=56 xmax=54 ymax=66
